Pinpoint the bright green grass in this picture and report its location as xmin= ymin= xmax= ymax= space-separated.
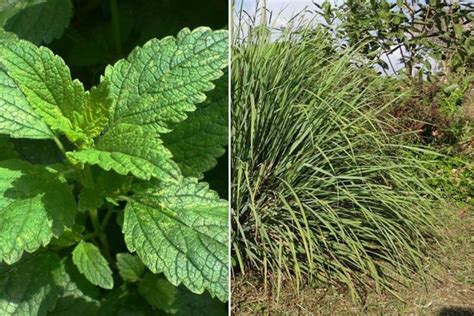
xmin=232 ymin=9 xmax=444 ymax=300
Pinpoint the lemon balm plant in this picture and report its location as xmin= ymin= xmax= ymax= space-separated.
xmin=0 ymin=24 xmax=228 ymax=315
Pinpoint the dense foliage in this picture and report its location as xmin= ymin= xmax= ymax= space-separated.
xmin=232 ymin=10 xmax=445 ymax=300
xmin=316 ymin=0 xmax=473 ymax=78
xmin=0 ymin=1 xmax=229 ymax=315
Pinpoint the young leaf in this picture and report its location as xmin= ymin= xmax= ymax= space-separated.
xmin=79 ymin=82 xmax=113 ymax=140
xmin=116 ymin=253 xmax=145 ymax=283
xmin=0 ymin=252 xmax=62 ymax=315
xmin=0 ymin=30 xmax=110 ymax=146
xmin=2 ymin=0 xmax=73 ymax=45
xmin=72 ymin=241 xmax=114 ymax=290
xmin=123 ymin=178 xmax=228 ymax=301
xmin=0 ymin=160 xmax=76 ymax=264
xmin=163 ymin=75 xmax=228 ymax=178
xmin=67 ymin=124 xmax=181 ymax=182
xmin=102 ymin=27 xmax=228 ymax=133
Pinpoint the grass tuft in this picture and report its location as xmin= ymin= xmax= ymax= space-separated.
xmin=232 ymin=7 xmax=445 ymax=300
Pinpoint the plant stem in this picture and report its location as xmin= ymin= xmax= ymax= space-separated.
xmin=82 ymin=232 xmax=98 ymax=240
xmin=89 ymin=208 xmax=111 ymax=260
xmin=117 ymin=195 xmax=131 ymax=202
xmin=89 ymin=208 xmax=102 ymax=236
xmin=53 ymin=136 xmax=65 ymax=153
xmin=109 ymin=0 xmax=122 ymax=56
xmin=101 ymin=208 xmax=114 ymax=231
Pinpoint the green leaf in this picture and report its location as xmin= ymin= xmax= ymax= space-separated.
xmin=454 ymin=23 xmax=463 ymax=39
xmin=138 ymin=272 xmax=177 ymax=312
xmin=2 ymin=0 xmax=73 ymax=45
xmin=49 ymin=258 xmax=100 ymax=316
xmin=72 ymin=241 xmax=114 ymax=290
xmin=0 ymin=252 xmax=62 ymax=315
xmin=0 ymin=30 xmax=111 ymax=146
xmin=50 ymin=225 xmax=84 ymax=249
xmin=163 ymin=75 xmax=228 ymax=178
xmin=123 ymin=178 xmax=228 ymax=301
xmin=95 ymin=169 xmax=133 ymax=197
xmin=77 ymin=169 xmax=132 ymax=210
xmin=78 ymin=187 xmax=104 ymax=212
xmin=102 ymin=27 xmax=228 ymax=133
xmin=0 ymin=64 xmax=54 ymax=139
xmin=67 ymin=124 xmax=181 ymax=182
xmin=79 ymin=82 xmax=113 ymax=140
xmin=116 ymin=253 xmax=145 ymax=283
xmin=0 ymin=160 xmax=76 ymax=264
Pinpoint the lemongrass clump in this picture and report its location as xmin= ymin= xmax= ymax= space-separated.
xmin=232 ymin=7 xmax=442 ymax=299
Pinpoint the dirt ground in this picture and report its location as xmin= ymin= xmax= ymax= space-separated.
xmin=232 ymin=208 xmax=474 ymax=315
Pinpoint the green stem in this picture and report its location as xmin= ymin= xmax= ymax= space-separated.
xmin=82 ymin=232 xmax=99 ymax=240
xmin=89 ymin=208 xmax=111 ymax=260
xmin=117 ymin=195 xmax=131 ymax=202
xmin=53 ymin=136 xmax=65 ymax=154
xmin=101 ymin=208 xmax=114 ymax=231
xmin=109 ymin=0 xmax=122 ymax=56
xmin=89 ymin=208 xmax=102 ymax=236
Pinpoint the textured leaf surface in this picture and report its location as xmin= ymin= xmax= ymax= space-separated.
xmin=102 ymin=27 xmax=228 ymax=132
xmin=2 ymin=0 xmax=72 ymax=44
xmin=0 ymin=160 xmax=76 ymax=264
xmin=77 ymin=82 xmax=113 ymax=140
xmin=123 ymin=178 xmax=228 ymax=301
xmin=163 ymin=75 xmax=227 ymax=178
xmin=0 ymin=65 xmax=53 ymax=139
xmin=0 ymin=30 xmax=110 ymax=145
xmin=116 ymin=253 xmax=144 ymax=283
xmin=67 ymin=124 xmax=181 ymax=182
xmin=72 ymin=241 xmax=114 ymax=289
xmin=0 ymin=252 xmax=62 ymax=316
